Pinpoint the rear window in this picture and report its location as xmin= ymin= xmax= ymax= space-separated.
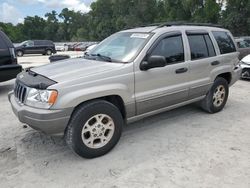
xmin=34 ymin=40 xmax=53 ymax=45
xmin=212 ymin=31 xmax=236 ymax=54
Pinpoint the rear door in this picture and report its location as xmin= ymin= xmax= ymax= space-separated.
xmin=135 ymin=32 xmax=190 ymax=115
xmin=185 ymin=30 xmax=217 ymax=99
xmin=34 ymin=40 xmax=45 ymax=53
xmin=211 ymin=31 xmax=238 ymax=73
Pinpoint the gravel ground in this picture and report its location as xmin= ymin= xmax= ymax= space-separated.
xmin=0 ymin=53 xmax=250 ymax=188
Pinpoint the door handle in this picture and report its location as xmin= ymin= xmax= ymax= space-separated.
xmin=211 ymin=61 xmax=220 ymax=66
xmin=175 ymin=68 xmax=188 ymax=74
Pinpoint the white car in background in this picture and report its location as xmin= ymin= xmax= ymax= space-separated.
xmin=240 ymin=54 xmax=250 ymax=79
xmin=55 ymin=44 xmax=68 ymax=51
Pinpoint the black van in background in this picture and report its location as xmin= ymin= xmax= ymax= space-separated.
xmin=0 ymin=30 xmax=22 ymax=82
xmin=15 ymin=40 xmax=56 ymax=56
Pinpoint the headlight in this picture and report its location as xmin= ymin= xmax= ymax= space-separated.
xmin=26 ymin=88 xmax=58 ymax=109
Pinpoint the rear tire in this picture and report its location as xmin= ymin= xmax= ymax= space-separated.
xmin=65 ymin=100 xmax=123 ymax=159
xmin=200 ymin=77 xmax=229 ymax=113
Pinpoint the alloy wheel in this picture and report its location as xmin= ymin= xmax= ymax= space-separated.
xmin=81 ymin=114 xmax=115 ymax=149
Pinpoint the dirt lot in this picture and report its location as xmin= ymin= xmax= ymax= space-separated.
xmin=0 ymin=53 xmax=250 ymax=188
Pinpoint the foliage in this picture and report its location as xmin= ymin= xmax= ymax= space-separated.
xmin=0 ymin=0 xmax=249 ymax=42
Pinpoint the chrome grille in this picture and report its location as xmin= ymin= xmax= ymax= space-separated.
xmin=14 ymin=82 xmax=27 ymax=103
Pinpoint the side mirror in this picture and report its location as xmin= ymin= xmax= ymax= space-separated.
xmin=140 ymin=55 xmax=166 ymax=71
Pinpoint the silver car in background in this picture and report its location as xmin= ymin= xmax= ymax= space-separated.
xmin=9 ymin=23 xmax=242 ymax=158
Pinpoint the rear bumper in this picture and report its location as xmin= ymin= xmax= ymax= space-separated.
xmin=0 ymin=64 xmax=22 ymax=82
xmin=8 ymin=92 xmax=73 ymax=136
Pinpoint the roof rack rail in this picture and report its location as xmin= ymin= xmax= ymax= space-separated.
xmin=155 ymin=21 xmax=223 ymax=28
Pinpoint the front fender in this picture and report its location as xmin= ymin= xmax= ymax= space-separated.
xmin=52 ymin=83 xmax=133 ymax=109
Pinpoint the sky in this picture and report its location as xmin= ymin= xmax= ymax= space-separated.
xmin=0 ymin=0 xmax=95 ymax=24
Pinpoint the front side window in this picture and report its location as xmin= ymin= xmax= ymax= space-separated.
xmin=150 ymin=35 xmax=184 ymax=64
xmin=26 ymin=41 xmax=34 ymax=47
xmin=20 ymin=41 xmax=34 ymax=47
xmin=212 ymin=31 xmax=236 ymax=54
xmin=88 ymin=32 xmax=152 ymax=63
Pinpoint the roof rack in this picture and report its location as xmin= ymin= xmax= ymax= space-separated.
xmin=150 ymin=21 xmax=223 ymax=29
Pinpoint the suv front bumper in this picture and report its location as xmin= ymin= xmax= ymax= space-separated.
xmin=8 ymin=92 xmax=73 ymax=136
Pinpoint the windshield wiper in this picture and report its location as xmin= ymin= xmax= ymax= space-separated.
xmin=83 ymin=53 xmax=126 ymax=63
xmin=90 ymin=53 xmax=112 ymax=62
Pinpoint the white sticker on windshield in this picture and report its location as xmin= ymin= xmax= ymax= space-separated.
xmin=130 ymin=33 xmax=150 ymax=39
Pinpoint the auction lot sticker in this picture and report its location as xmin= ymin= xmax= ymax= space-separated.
xmin=130 ymin=33 xmax=150 ymax=39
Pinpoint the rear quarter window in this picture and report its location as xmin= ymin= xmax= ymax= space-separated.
xmin=212 ymin=31 xmax=236 ymax=54
xmin=0 ymin=31 xmax=14 ymax=48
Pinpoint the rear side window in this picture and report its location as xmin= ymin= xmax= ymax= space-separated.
xmin=150 ymin=35 xmax=184 ymax=64
xmin=212 ymin=31 xmax=236 ymax=54
xmin=0 ymin=36 xmax=7 ymax=48
xmin=0 ymin=31 xmax=14 ymax=48
xmin=187 ymin=34 xmax=215 ymax=60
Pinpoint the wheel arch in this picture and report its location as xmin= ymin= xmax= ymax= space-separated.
xmin=72 ymin=95 xmax=127 ymax=120
xmin=216 ymin=72 xmax=232 ymax=84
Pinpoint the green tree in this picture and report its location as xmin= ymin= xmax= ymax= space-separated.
xmin=221 ymin=0 xmax=250 ymax=36
xmin=22 ymin=16 xmax=46 ymax=40
xmin=44 ymin=10 xmax=59 ymax=41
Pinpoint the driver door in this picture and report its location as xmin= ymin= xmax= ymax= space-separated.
xmin=135 ymin=32 xmax=190 ymax=115
xmin=24 ymin=41 xmax=35 ymax=54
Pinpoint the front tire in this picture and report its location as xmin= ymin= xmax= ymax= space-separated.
xmin=17 ymin=50 xmax=23 ymax=57
xmin=46 ymin=49 xmax=52 ymax=56
xmin=200 ymin=77 xmax=229 ymax=113
xmin=65 ymin=100 xmax=123 ymax=158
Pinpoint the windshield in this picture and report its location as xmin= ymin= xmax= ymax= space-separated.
xmin=20 ymin=41 xmax=28 ymax=46
xmin=87 ymin=32 xmax=152 ymax=63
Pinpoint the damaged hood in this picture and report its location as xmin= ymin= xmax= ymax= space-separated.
xmin=31 ymin=58 xmax=124 ymax=83
xmin=242 ymin=54 xmax=250 ymax=64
